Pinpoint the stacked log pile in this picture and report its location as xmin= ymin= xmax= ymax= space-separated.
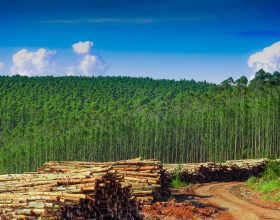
xmin=39 ymin=158 xmax=171 ymax=205
xmin=0 ymin=167 xmax=142 ymax=219
xmin=164 ymin=158 xmax=270 ymax=183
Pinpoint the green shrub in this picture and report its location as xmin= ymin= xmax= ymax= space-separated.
xmin=246 ymin=160 xmax=280 ymax=201
xmin=171 ymin=176 xmax=187 ymax=188
xmin=247 ymin=176 xmax=257 ymax=187
xmin=173 ymin=164 xmax=184 ymax=177
xmin=263 ymin=161 xmax=280 ymax=180
xmin=170 ymin=164 xmax=188 ymax=188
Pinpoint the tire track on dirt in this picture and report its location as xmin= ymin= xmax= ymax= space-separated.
xmin=193 ymin=182 xmax=280 ymax=220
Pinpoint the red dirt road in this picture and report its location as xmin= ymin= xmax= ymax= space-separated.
xmin=193 ymin=182 xmax=280 ymax=220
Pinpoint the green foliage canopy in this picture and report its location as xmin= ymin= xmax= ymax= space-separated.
xmin=0 ymin=71 xmax=279 ymax=173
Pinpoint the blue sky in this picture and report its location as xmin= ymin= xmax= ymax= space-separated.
xmin=0 ymin=0 xmax=280 ymax=82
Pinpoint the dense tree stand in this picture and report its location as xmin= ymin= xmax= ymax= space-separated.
xmin=0 ymin=70 xmax=279 ymax=173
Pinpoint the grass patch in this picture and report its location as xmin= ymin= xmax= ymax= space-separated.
xmin=170 ymin=164 xmax=189 ymax=188
xmin=171 ymin=176 xmax=188 ymax=188
xmin=261 ymin=194 xmax=270 ymax=201
xmin=247 ymin=176 xmax=258 ymax=187
xmin=256 ymin=180 xmax=280 ymax=193
xmin=273 ymin=192 xmax=280 ymax=202
xmin=260 ymin=192 xmax=280 ymax=202
xmin=246 ymin=160 xmax=280 ymax=202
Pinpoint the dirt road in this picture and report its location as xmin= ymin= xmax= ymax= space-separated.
xmin=193 ymin=182 xmax=280 ymax=220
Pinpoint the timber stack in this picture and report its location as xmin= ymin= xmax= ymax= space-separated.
xmin=165 ymin=158 xmax=270 ymax=183
xmin=39 ymin=158 xmax=171 ymax=205
xmin=0 ymin=167 xmax=142 ymax=219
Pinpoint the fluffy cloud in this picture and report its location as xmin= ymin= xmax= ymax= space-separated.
xmin=72 ymin=41 xmax=93 ymax=54
xmin=0 ymin=62 xmax=4 ymax=71
xmin=11 ymin=48 xmax=56 ymax=76
xmin=248 ymin=41 xmax=280 ymax=74
xmin=8 ymin=41 xmax=107 ymax=76
xmin=71 ymin=41 xmax=108 ymax=76
xmin=79 ymin=54 xmax=108 ymax=76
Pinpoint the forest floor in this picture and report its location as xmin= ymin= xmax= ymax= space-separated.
xmin=143 ymin=182 xmax=280 ymax=220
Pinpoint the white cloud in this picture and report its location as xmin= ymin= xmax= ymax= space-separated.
xmin=72 ymin=41 xmax=93 ymax=54
xmin=79 ymin=54 xmax=108 ymax=76
xmin=8 ymin=41 xmax=107 ymax=76
xmin=0 ymin=62 xmax=4 ymax=71
xmin=71 ymin=41 xmax=108 ymax=76
xmin=248 ymin=41 xmax=280 ymax=74
xmin=11 ymin=48 xmax=56 ymax=76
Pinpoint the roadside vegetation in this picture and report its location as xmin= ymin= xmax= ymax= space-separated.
xmin=247 ymin=161 xmax=280 ymax=202
xmin=0 ymin=69 xmax=280 ymax=173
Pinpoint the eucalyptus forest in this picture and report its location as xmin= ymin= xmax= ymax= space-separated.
xmin=0 ymin=69 xmax=279 ymax=174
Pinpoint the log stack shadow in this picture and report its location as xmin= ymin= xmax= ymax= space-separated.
xmin=165 ymin=158 xmax=270 ymax=183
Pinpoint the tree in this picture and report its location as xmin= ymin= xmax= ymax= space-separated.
xmin=221 ymin=77 xmax=235 ymax=88
xmin=235 ymin=76 xmax=248 ymax=87
xmin=0 ymin=75 xmax=279 ymax=173
xmin=270 ymin=71 xmax=280 ymax=85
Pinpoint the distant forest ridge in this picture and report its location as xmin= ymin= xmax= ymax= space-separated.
xmin=0 ymin=69 xmax=280 ymax=173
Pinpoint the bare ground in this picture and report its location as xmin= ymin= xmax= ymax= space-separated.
xmin=143 ymin=182 xmax=280 ymax=220
xmin=143 ymin=186 xmax=233 ymax=220
xmin=193 ymin=182 xmax=280 ymax=220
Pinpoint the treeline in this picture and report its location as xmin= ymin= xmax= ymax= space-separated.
xmin=0 ymin=69 xmax=280 ymax=173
